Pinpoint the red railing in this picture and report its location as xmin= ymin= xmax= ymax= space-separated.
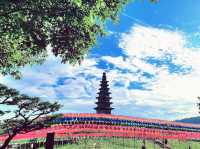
xmin=1 ymin=123 xmax=200 ymax=142
xmin=62 ymin=113 xmax=200 ymax=128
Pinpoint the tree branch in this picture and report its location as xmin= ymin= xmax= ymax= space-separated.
xmin=0 ymin=97 xmax=10 ymax=104
xmin=0 ymin=6 xmax=68 ymax=17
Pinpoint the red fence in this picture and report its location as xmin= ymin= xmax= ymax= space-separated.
xmin=1 ymin=113 xmax=200 ymax=142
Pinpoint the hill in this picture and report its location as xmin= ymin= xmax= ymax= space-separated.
xmin=176 ymin=116 xmax=200 ymax=124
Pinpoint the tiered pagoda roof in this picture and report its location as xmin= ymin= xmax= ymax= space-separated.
xmin=94 ymin=72 xmax=114 ymax=114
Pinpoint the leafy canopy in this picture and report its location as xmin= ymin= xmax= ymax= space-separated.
xmin=0 ymin=0 xmax=157 ymax=78
xmin=0 ymin=0 xmax=131 ymax=78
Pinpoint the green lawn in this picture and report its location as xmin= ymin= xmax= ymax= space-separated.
xmin=2 ymin=137 xmax=200 ymax=149
xmin=169 ymin=140 xmax=200 ymax=149
xmin=39 ymin=138 xmax=160 ymax=149
xmin=38 ymin=138 xmax=200 ymax=149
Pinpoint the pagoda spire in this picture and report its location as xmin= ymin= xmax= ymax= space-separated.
xmin=94 ymin=72 xmax=114 ymax=114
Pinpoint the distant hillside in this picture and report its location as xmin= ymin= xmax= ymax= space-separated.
xmin=176 ymin=116 xmax=200 ymax=124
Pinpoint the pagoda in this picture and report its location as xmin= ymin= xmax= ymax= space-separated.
xmin=94 ymin=72 xmax=114 ymax=114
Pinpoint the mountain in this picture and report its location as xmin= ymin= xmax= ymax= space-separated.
xmin=176 ymin=116 xmax=200 ymax=124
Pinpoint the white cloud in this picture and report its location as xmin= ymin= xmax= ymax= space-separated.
xmin=116 ymin=24 xmax=200 ymax=119
xmin=1 ymin=24 xmax=200 ymax=120
xmin=119 ymin=25 xmax=186 ymax=58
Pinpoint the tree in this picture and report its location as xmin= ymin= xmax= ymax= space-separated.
xmin=0 ymin=0 xmax=156 ymax=78
xmin=0 ymin=83 xmax=61 ymax=149
xmin=0 ymin=0 xmax=128 ymax=77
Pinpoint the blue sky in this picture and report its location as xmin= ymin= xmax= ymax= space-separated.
xmin=2 ymin=0 xmax=200 ymax=120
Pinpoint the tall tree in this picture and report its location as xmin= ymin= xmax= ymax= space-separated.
xmin=0 ymin=0 xmax=128 ymax=77
xmin=0 ymin=84 xmax=60 ymax=149
xmin=0 ymin=0 xmax=156 ymax=78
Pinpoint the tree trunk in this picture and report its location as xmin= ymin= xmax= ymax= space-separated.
xmin=45 ymin=132 xmax=55 ymax=149
xmin=0 ymin=133 xmax=16 ymax=149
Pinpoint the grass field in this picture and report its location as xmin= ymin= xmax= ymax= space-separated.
xmin=36 ymin=138 xmax=200 ymax=149
xmin=169 ymin=140 xmax=200 ymax=149
xmin=39 ymin=138 xmax=159 ymax=149
xmin=2 ymin=137 xmax=200 ymax=149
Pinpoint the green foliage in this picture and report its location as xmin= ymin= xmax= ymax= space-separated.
xmin=150 ymin=0 xmax=158 ymax=3
xmin=0 ymin=0 xmax=131 ymax=77
xmin=0 ymin=83 xmax=61 ymax=148
xmin=0 ymin=0 xmax=157 ymax=77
